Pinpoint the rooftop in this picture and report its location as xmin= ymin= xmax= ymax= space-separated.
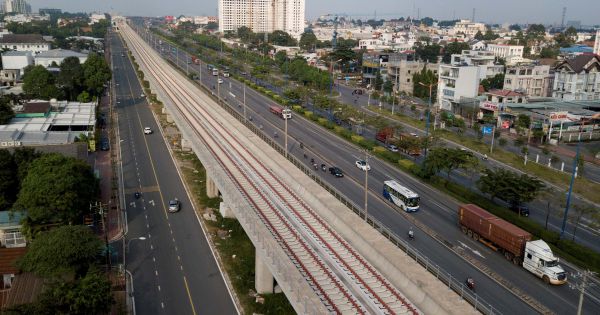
xmin=0 ymin=247 xmax=26 ymax=275
xmin=1 ymin=51 xmax=31 ymax=57
xmin=36 ymin=48 xmax=88 ymax=59
xmin=0 ymin=100 xmax=96 ymax=145
xmin=0 ymin=34 xmax=46 ymax=44
xmin=0 ymin=211 xmax=24 ymax=229
xmin=486 ymin=89 xmax=527 ymax=97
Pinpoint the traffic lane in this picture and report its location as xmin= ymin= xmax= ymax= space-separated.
xmin=152 ymin=29 xmax=596 ymax=312
xmin=230 ymin=82 xmax=585 ymax=313
xmin=213 ymin=82 xmax=535 ymax=314
xmin=115 ymin=34 xmax=199 ymax=314
xmin=128 ymin=54 xmax=238 ymax=314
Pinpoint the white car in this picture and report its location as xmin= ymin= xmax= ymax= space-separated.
xmin=387 ymin=144 xmax=399 ymax=152
xmin=143 ymin=127 xmax=152 ymax=134
xmin=355 ymin=160 xmax=371 ymax=171
xmin=409 ymin=132 xmax=419 ymax=137
xmin=217 ymin=78 xmax=224 ymax=84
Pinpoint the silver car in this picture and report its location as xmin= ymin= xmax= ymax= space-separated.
xmin=168 ymin=199 xmax=180 ymax=213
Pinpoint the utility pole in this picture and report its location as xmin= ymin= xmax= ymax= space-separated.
xmin=284 ymin=109 xmax=289 ymax=158
xmin=560 ymin=139 xmax=581 ymax=239
xmin=91 ymin=202 xmax=110 ymax=269
xmin=569 ymin=270 xmax=596 ymax=315
xmin=363 ymin=151 xmax=370 ymax=220
xmin=490 ymin=126 xmax=496 ymax=153
xmin=418 ymin=82 xmax=437 ymax=160
xmin=243 ymin=84 xmax=247 ymax=123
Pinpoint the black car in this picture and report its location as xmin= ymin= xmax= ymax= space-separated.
xmin=509 ymin=204 xmax=529 ymax=217
xmin=100 ymin=139 xmax=110 ymax=151
xmin=328 ymin=167 xmax=344 ymax=177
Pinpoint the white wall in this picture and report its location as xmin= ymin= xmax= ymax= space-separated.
xmin=35 ymin=56 xmax=88 ymax=68
xmin=1 ymin=53 xmax=33 ymax=71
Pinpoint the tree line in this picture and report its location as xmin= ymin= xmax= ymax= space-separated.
xmin=1 ymin=149 xmax=113 ymax=314
xmin=22 ymin=53 xmax=111 ymax=102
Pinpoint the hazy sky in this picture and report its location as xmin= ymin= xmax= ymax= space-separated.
xmin=29 ymin=0 xmax=599 ymax=25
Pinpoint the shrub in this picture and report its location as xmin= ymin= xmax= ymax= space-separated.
xmin=498 ymin=138 xmax=507 ymax=146
xmin=351 ymin=135 xmax=364 ymax=143
xmin=372 ymin=146 xmax=387 ymax=153
xmin=317 ymin=117 xmax=328 ymax=125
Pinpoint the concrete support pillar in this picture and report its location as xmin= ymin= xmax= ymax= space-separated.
xmin=255 ymin=250 xmax=274 ymax=294
xmin=206 ymin=176 xmax=218 ymax=198
xmin=219 ymin=202 xmax=236 ymax=219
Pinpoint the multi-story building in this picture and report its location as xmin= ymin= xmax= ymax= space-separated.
xmin=504 ymin=64 xmax=554 ymax=98
xmin=362 ymin=52 xmax=391 ymax=86
xmin=594 ymin=29 xmax=600 ymax=55
xmin=1 ymin=50 xmax=33 ymax=73
xmin=0 ymin=34 xmax=50 ymax=55
xmin=437 ymin=50 xmax=504 ymax=111
xmin=486 ymin=44 xmax=524 ymax=59
xmin=4 ymin=0 xmax=30 ymax=14
xmin=387 ymin=53 xmax=439 ymax=95
xmin=552 ymin=54 xmax=600 ymax=101
xmin=218 ymin=0 xmax=305 ymax=38
xmin=452 ymin=20 xmax=486 ymax=38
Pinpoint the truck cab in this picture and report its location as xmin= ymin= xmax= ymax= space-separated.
xmin=522 ymin=240 xmax=567 ymax=285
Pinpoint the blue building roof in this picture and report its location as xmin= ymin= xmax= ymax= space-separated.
xmin=559 ymin=45 xmax=594 ymax=54
xmin=0 ymin=211 xmax=24 ymax=229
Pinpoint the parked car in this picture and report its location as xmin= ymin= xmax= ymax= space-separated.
xmin=218 ymin=78 xmax=224 ymax=84
xmin=509 ymin=203 xmax=530 ymax=217
xmin=355 ymin=160 xmax=371 ymax=171
xmin=144 ymin=127 xmax=153 ymax=134
xmin=387 ymin=144 xmax=399 ymax=152
xmin=100 ymin=139 xmax=110 ymax=151
xmin=168 ymin=199 xmax=181 ymax=213
xmin=328 ymin=167 xmax=344 ymax=177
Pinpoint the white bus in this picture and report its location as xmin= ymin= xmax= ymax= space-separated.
xmin=383 ymin=180 xmax=420 ymax=212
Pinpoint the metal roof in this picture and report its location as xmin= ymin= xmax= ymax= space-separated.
xmin=35 ymin=48 xmax=87 ymax=59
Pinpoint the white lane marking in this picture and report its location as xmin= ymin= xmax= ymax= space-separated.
xmin=161 ymin=302 xmax=165 ymax=309
xmin=158 ymin=285 xmax=161 ymax=291
xmin=458 ymin=241 xmax=486 ymax=259
xmin=150 ymin=244 xmax=154 ymax=250
xmin=155 ymin=270 xmax=158 ymax=276
xmin=130 ymin=202 xmax=136 ymax=208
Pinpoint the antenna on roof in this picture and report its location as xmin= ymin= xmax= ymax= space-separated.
xmin=561 ymin=7 xmax=566 ymax=28
xmin=472 ymin=8 xmax=475 ymax=22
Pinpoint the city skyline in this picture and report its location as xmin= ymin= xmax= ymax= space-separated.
xmin=27 ymin=0 xmax=600 ymax=25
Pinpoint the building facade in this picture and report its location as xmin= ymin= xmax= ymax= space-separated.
xmin=34 ymin=49 xmax=88 ymax=68
xmin=594 ymin=29 xmax=600 ymax=55
xmin=486 ymin=44 xmax=524 ymax=59
xmin=0 ymin=34 xmax=50 ymax=55
xmin=387 ymin=53 xmax=439 ymax=95
xmin=552 ymin=54 xmax=600 ymax=101
xmin=452 ymin=20 xmax=486 ymax=38
xmin=1 ymin=51 xmax=33 ymax=73
xmin=4 ymin=0 xmax=30 ymax=14
xmin=437 ymin=50 xmax=504 ymax=111
xmin=218 ymin=0 xmax=305 ymax=38
xmin=504 ymin=64 xmax=554 ymax=98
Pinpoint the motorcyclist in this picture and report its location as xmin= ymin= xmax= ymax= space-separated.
xmin=310 ymin=158 xmax=314 ymax=164
xmin=408 ymin=228 xmax=414 ymax=240
xmin=134 ymin=192 xmax=141 ymax=199
xmin=466 ymin=277 xmax=475 ymax=289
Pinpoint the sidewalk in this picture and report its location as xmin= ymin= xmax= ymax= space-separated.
xmin=96 ymin=91 xmax=123 ymax=242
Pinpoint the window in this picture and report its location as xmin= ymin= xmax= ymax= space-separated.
xmin=407 ymin=79 xmax=410 ymax=83
xmin=527 ymin=253 xmax=532 ymax=259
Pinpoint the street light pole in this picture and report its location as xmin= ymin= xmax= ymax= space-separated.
xmin=363 ymin=151 xmax=370 ymax=220
xmin=284 ymin=111 xmax=288 ymax=158
xmin=418 ymin=82 xmax=437 ymax=160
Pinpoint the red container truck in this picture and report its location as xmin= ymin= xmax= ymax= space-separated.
xmin=458 ymin=204 xmax=566 ymax=284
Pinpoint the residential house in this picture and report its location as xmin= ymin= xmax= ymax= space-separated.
xmin=1 ymin=51 xmax=33 ymax=74
xmin=504 ymin=64 xmax=554 ymax=98
xmin=0 ymin=34 xmax=50 ymax=55
xmin=437 ymin=50 xmax=504 ymax=111
xmin=0 ymin=69 xmax=20 ymax=86
xmin=553 ymin=54 xmax=600 ymax=101
xmin=387 ymin=52 xmax=439 ymax=95
xmin=0 ymin=211 xmax=26 ymax=248
xmin=34 ymin=49 xmax=88 ymax=68
xmin=362 ymin=52 xmax=392 ymax=85
xmin=90 ymin=13 xmax=106 ymax=24
xmin=452 ymin=20 xmax=486 ymax=39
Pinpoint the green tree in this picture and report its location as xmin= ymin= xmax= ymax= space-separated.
xmin=415 ymin=44 xmax=441 ymax=63
xmin=22 ymin=65 xmax=61 ymax=99
xmin=0 ymin=99 xmax=15 ymax=124
xmin=474 ymin=30 xmax=484 ymax=40
xmin=299 ymin=31 xmax=318 ymax=51
xmin=58 ymin=56 xmax=84 ymax=101
xmin=477 ymin=168 xmax=545 ymax=206
xmin=33 ymin=268 xmax=114 ymax=315
xmin=382 ymin=80 xmax=394 ymax=95
xmin=442 ymin=41 xmax=470 ymax=63
xmin=509 ymin=24 xmax=522 ymax=31
xmin=539 ymin=47 xmax=559 ymax=59
xmin=374 ymin=71 xmax=383 ymax=91
xmin=516 ymin=114 xmax=531 ymax=129
xmin=236 ymin=26 xmax=254 ymax=43
xmin=77 ymin=91 xmax=91 ymax=102
xmin=14 ymin=153 xmax=99 ymax=229
xmin=483 ymin=28 xmax=499 ymax=40
xmin=480 ymin=73 xmax=505 ymax=91
xmin=270 ymin=30 xmax=297 ymax=46
xmin=12 ymin=147 xmax=41 ymax=185
xmin=0 ymin=149 xmax=18 ymax=210
xmin=554 ymin=27 xmax=577 ymax=48
xmin=526 ymin=24 xmax=546 ymax=40
xmin=17 ymin=225 xmax=102 ymax=277
xmin=82 ymin=53 xmax=111 ymax=96
xmin=205 ymin=22 xmax=218 ymax=31
xmin=412 ymin=66 xmax=438 ymax=100
xmin=423 ymin=147 xmax=478 ymax=179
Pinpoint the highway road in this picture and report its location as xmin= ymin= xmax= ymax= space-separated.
xmin=134 ymin=25 xmax=600 ymax=315
xmin=110 ymin=29 xmax=238 ymax=315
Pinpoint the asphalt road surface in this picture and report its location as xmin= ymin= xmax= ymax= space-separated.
xmin=111 ymin=29 xmax=237 ymax=315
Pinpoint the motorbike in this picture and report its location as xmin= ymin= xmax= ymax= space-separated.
xmin=321 ymin=164 xmax=326 ymax=172
xmin=466 ymin=277 xmax=475 ymax=290
xmin=408 ymin=229 xmax=414 ymax=240
xmin=313 ymin=163 xmax=318 ymax=170
xmin=134 ymin=192 xmax=141 ymax=199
